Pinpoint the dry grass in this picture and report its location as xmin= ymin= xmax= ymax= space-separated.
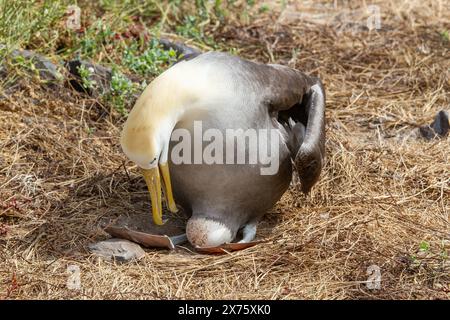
xmin=0 ymin=0 xmax=449 ymax=299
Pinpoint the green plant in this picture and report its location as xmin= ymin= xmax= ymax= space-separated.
xmin=0 ymin=0 xmax=66 ymax=51
xmin=175 ymin=14 xmax=217 ymax=47
xmin=228 ymin=47 xmax=238 ymax=55
xmin=86 ymin=127 xmax=95 ymax=135
xmin=419 ymin=241 xmax=430 ymax=252
xmin=105 ymin=69 xmax=138 ymax=116
xmin=13 ymin=55 xmax=34 ymax=70
xmin=77 ymin=19 xmax=116 ymax=59
xmin=122 ymin=40 xmax=177 ymax=77
xmin=76 ymin=64 xmax=97 ymax=90
xmin=10 ymin=54 xmax=43 ymax=80
xmin=259 ymin=4 xmax=270 ymax=13
xmin=440 ymin=30 xmax=449 ymax=41
xmin=176 ymin=15 xmax=203 ymax=40
xmin=212 ymin=0 xmax=226 ymax=21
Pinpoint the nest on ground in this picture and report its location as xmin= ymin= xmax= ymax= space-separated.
xmin=0 ymin=0 xmax=449 ymax=299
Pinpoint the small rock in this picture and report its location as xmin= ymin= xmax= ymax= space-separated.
xmin=65 ymin=59 xmax=112 ymax=96
xmin=419 ymin=110 xmax=449 ymax=140
xmin=88 ymin=238 xmax=145 ymax=263
xmin=159 ymin=38 xmax=201 ymax=56
xmin=433 ymin=283 xmax=443 ymax=290
xmin=443 ymin=240 xmax=450 ymax=249
xmin=22 ymin=116 xmax=34 ymax=125
xmin=431 ymin=110 xmax=450 ymax=136
xmin=417 ymin=44 xmax=431 ymax=55
xmin=11 ymin=49 xmax=63 ymax=82
xmin=319 ymin=211 xmax=330 ymax=219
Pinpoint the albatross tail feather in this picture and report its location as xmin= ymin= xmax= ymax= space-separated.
xmin=294 ymin=78 xmax=326 ymax=194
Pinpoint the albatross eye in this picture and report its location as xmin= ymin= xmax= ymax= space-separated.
xmin=150 ymin=157 xmax=157 ymax=165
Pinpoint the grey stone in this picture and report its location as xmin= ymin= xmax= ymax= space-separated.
xmin=159 ymin=38 xmax=201 ymax=56
xmin=88 ymin=238 xmax=145 ymax=262
xmin=10 ymin=49 xmax=63 ymax=82
xmin=418 ymin=126 xmax=435 ymax=140
xmin=0 ymin=44 xmax=7 ymax=79
xmin=66 ymin=59 xmax=113 ymax=96
xmin=419 ymin=110 xmax=449 ymax=140
xmin=431 ymin=110 xmax=449 ymax=136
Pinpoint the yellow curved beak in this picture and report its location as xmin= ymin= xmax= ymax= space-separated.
xmin=142 ymin=163 xmax=178 ymax=226
xmin=159 ymin=162 xmax=179 ymax=213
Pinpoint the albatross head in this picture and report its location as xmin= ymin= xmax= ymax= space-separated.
xmin=120 ymin=110 xmax=178 ymax=226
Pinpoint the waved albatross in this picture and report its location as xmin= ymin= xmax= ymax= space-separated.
xmin=120 ymin=51 xmax=326 ymax=248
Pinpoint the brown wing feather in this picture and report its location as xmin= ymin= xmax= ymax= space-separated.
xmin=255 ymin=63 xmax=326 ymax=193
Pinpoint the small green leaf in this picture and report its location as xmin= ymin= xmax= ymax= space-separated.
xmin=259 ymin=4 xmax=270 ymax=13
xmin=419 ymin=241 xmax=430 ymax=252
xmin=440 ymin=30 xmax=449 ymax=41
